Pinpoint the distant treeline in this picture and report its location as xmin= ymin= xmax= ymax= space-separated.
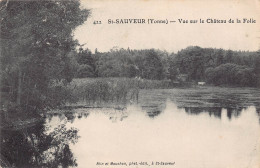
xmin=72 ymin=46 xmax=260 ymax=87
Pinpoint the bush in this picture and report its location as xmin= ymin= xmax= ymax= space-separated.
xmin=205 ymin=63 xmax=257 ymax=87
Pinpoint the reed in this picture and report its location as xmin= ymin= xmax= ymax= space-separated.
xmin=65 ymin=77 xmax=173 ymax=106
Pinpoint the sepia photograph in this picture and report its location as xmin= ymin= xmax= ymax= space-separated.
xmin=0 ymin=0 xmax=260 ymax=167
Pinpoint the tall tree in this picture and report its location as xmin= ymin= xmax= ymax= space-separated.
xmin=175 ymin=46 xmax=206 ymax=81
xmin=225 ymin=50 xmax=233 ymax=63
xmin=0 ymin=0 xmax=89 ymax=111
xmin=216 ymin=49 xmax=224 ymax=66
xmin=143 ymin=49 xmax=165 ymax=80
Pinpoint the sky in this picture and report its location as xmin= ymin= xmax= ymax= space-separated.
xmin=74 ymin=0 xmax=260 ymax=53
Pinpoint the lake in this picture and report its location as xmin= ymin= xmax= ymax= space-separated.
xmin=1 ymin=87 xmax=260 ymax=168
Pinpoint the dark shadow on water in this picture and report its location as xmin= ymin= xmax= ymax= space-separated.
xmin=44 ymin=112 xmax=90 ymax=124
xmin=146 ymin=110 xmax=162 ymax=118
xmin=64 ymin=112 xmax=76 ymax=123
xmin=0 ymin=120 xmax=79 ymax=168
xmin=183 ymin=107 xmax=222 ymax=118
xmin=226 ymin=107 xmax=243 ymax=119
xmin=142 ymin=104 xmax=165 ymax=118
xmin=182 ymin=107 xmax=245 ymax=119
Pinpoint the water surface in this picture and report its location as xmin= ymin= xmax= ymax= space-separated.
xmin=2 ymin=87 xmax=260 ymax=168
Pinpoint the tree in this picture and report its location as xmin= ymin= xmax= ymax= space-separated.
xmin=76 ymin=48 xmax=98 ymax=77
xmin=142 ymin=49 xmax=165 ymax=80
xmin=175 ymin=46 xmax=206 ymax=81
xmin=225 ymin=50 xmax=233 ymax=63
xmin=0 ymin=0 xmax=89 ymax=112
xmin=168 ymin=55 xmax=179 ymax=81
xmin=216 ymin=49 xmax=224 ymax=66
xmin=205 ymin=63 xmax=257 ymax=86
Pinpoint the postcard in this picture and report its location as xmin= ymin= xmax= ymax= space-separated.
xmin=0 ymin=0 xmax=259 ymax=168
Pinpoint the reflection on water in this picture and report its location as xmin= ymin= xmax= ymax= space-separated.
xmin=43 ymin=101 xmax=260 ymax=168
xmin=182 ymin=107 xmax=244 ymax=120
xmin=1 ymin=87 xmax=260 ymax=168
xmin=0 ymin=120 xmax=79 ymax=167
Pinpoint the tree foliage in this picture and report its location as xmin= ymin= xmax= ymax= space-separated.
xmin=205 ymin=63 xmax=257 ymax=86
xmin=0 ymin=0 xmax=89 ymax=111
xmin=77 ymin=48 xmax=167 ymax=80
xmin=75 ymin=46 xmax=259 ymax=87
xmin=172 ymin=46 xmax=259 ymax=86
